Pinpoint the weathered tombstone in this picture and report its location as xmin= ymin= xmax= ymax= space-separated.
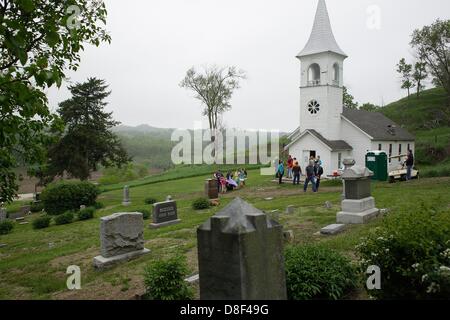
xmin=286 ymin=205 xmax=295 ymax=214
xmin=337 ymin=159 xmax=380 ymax=224
xmin=93 ymin=212 xmax=150 ymax=269
xmin=149 ymin=200 xmax=180 ymax=229
xmin=122 ymin=185 xmax=131 ymax=206
xmin=321 ymin=224 xmax=346 ymax=235
xmin=205 ymin=179 xmax=219 ymax=200
xmin=197 ymin=197 xmax=287 ymax=300
xmin=283 ymin=230 xmax=295 ymax=242
xmin=80 ymin=205 xmax=86 ymax=210
xmin=0 ymin=205 xmax=6 ymax=222
xmin=166 ymin=195 xmax=172 ymax=201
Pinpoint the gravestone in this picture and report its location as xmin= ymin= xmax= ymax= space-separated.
xmin=0 ymin=205 xmax=6 ymax=222
xmin=166 ymin=195 xmax=172 ymax=201
xmin=324 ymin=201 xmax=333 ymax=209
xmin=337 ymin=158 xmax=380 ymax=224
xmin=286 ymin=205 xmax=295 ymax=214
xmin=80 ymin=205 xmax=86 ymax=210
xmin=205 ymin=179 xmax=219 ymax=200
xmin=197 ymin=197 xmax=287 ymax=300
xmin=122 ymin=185 xmax=131 ymax=206
xmin=149 ymin=200 xmax=180 ymax=229
xmin=321 ymin=224 xmax=346 ymax=235
xmin=93 ymin=212 xmax=150 ymax=269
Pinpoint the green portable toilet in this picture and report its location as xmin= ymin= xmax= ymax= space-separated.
xmin=365 ymin=151 xmax=388 ymax=181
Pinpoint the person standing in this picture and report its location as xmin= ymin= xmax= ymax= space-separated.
xmin=315 ymin=162 xmax=324 ymax=191
xmin=287 ymin=155 xmax=294 ymax=179
xmin=405 ymin=150 xmax=414 ymax=181
xmin=292 ymin=161 xmax=302 ymax=185
xmin=277 ymin=160 xmax=285 ymax=184
xmin=316 ymin=156 xmax=323 ymax=167
xmin=304 ymin=160 xmax=317 ymax=192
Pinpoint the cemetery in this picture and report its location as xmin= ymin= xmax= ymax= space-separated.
xmin=1 ymin=164 xmax=450 ymax=300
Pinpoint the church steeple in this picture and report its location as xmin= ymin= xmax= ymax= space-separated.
xmin=297 ymin=0 xmax=346 ymax=58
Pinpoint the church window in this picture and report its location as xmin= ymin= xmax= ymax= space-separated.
xmin=307 ymin=100 xmax=320 ymax=115
xmin=307 ymin=63 xmax=321 ymax=86
xmin=332 ymin=63 xmax=340 ymax=86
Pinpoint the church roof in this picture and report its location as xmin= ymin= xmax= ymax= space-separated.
xmin=297 ymin=0 xmax=347 ymax=58
xmin=342 ymin=108 xmax=415 ymax=141
xmin=285 ymin=129 xmax=352 ymax=152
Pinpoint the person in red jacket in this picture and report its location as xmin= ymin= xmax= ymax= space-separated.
xmin=287 ymin=155 xmax=294 ymax=179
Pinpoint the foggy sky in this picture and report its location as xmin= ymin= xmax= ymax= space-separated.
xmin=46 ymin=0 xmax=450 ymax=132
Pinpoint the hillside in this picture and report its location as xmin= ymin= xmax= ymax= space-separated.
xmin=380 ymin=87 xmax=450 ymax=176
xmin=380 ymin=87 xmax=449 ymax=131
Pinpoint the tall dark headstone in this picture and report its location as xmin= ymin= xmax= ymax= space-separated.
xmin=197 ymin=197 xmax=287 ymax=300
xmin=205 ymin=179 xmax=219 ymax=199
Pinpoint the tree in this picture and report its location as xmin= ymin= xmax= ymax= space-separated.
xmin=412 ymin=61 xmax=428 ymax=98
xmin=47 ymin=78 xmax=129 ymax=180
xmin=343 ymin=86 xmax=358 ymax=109
xmin=397 ymin=58 xmax=414 ymax=98
xmin=411 ymin=19 xmax=450 ymax=103
xmin=359 ymin=103 xmax=380 ymax=112
xmin=180 ymin=66 xmax=246 ymax=140
xmin=0 ymin=0 xmax=110 ymax=203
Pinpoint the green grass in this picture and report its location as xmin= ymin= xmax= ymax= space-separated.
xmin=1 ymin=169 xmax=450 ymax=300
xmin=381 ymin=87 xmax=449 ymax=131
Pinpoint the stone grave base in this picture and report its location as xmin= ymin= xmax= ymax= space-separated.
xmin=122 ymin=201 xmax=131 ymax=206
xmin=337 ymin=208 xmax=380 ymax=224
xmin=149 ymin=219 xmax=181 ymax=229
xmin=336 ymin=196 xmax=380 ymax=224
xmin=93 ymin=248 xmax=150 ymax=269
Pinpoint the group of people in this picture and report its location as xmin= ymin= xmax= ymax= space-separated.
xmin=214 ymin=169 xmax=248 ymax=194
xmin=276 ymin=155 xmax=324 ymax=193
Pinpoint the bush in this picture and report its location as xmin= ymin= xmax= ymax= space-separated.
xmin=192 ymin=198 xmax=210 ymax=210
xmin=136 ymin=208 xmax=151 ymax=220
xmin=143 ymin=255 xmax=194 ymax=300
xmin=30 ymin=201 xmax=44 ymax=213
xmin=356 ymin=203 xmax=450 ymax=299
xmin=54 ymin=212 xmax=74 ymax=225
xmin=78 ymin=207 xmax=95 ymax=221
xmin=41 ymin=181 xmax=100 ymax=215
xmin=144 ymin=197 xmax=158 ymax=205
xmin=285 ymin=245 xmax=357 ymax=300
xmin=0 ymin=220 xmax=14 ymax=235
xmin=32 ymin=216 xmax=51 ymax=229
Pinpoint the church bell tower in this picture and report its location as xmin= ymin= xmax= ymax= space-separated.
xmin=297 ymin=0 xmax=347 ymax=140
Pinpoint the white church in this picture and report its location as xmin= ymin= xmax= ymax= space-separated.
xmin=286 ymin=0 xmax=415 ymax=175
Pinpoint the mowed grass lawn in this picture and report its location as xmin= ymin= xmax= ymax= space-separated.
xmin=1 ymin=169 xmax=450 ymax=300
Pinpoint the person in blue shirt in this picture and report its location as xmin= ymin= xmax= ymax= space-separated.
xmin=277 ymin=160 xmax=285 ymax=184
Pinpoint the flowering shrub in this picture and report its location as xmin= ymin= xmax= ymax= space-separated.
xmin=356 ymin=203 xmax=450 ymax=299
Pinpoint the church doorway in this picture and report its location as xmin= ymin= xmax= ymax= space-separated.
xmin=302 ymin=150 xmax=316 ymax=168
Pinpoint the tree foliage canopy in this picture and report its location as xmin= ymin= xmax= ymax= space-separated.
xmin=47 ymin=78 xmax=129 ymax=180
xmin=180 ymin=66 xmax=246 ymax=132
xmin=411 ymin=19 xmax=450 ymax=102
xmin=0 ymin=0 xmax=110 ymax=203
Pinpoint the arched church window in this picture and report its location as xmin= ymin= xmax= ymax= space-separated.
xmin=307 ymin=100 xmax=320 ymax=115
xmin=332 ymin=63 xmax=340 ymax=86
xmin=307 ymin=64 xmax=321 ymax=86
